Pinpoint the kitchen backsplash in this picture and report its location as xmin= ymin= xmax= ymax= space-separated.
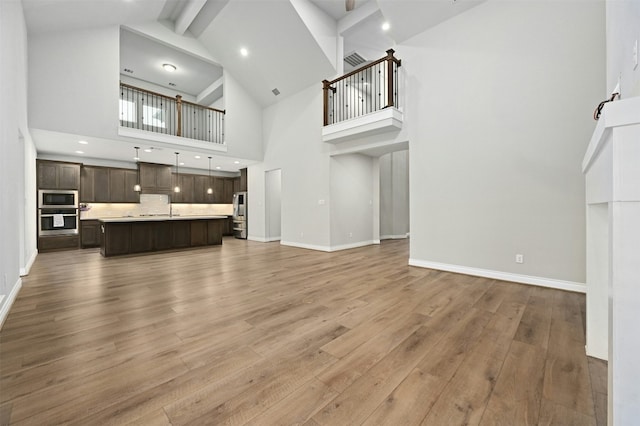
xmin=80 ymin=194 xmax=233 ymax=219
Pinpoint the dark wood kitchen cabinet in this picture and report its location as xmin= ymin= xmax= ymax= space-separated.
xmin=223 ymin=178 xmax=234 ymax=203
xmin=139 ymin=162 xmax=172 ymax=193
xmin=38 ymin=160 xmax=80 ymax=190
xmin=193 ymin=175 xmax=211 ymax=204
xmin=100 ymin=218 xmax=225 ymax=257
xmin=171 ymin=174 xmax=194 ymax=203
xmin=190 ymin=221 xmax=208 ymax=246
xmin=109 ymin=169 xmax=139 ymax=203
xmin=171 ymin=221 xmax=191 ymax=248
xmin=239 ymin=168 xmax=247 ymax=191
xmin=81 ymin=166 xmax=138 ymax=203
xmin=130 ymin=222 xmax=154 ymax=253
xmin=80 ymin=220 xmax=101 ymax=248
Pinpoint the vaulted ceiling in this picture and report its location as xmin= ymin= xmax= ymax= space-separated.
xmin=21 ymin=0 xmax=483 ymax=170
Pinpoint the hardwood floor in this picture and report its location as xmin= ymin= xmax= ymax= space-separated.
xmin=0 ymin=238 xmax=606 ymax=425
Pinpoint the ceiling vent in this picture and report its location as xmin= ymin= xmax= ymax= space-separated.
xmin=272 ymin=88 xmax=280 ymax=96
xmin=344 ymin=52 xmax=366 ymax=67
xmin=123 ymin=68 xmax=134 ymax=74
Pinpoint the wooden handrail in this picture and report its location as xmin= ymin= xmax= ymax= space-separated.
xmin=321 ymin=49 xmax=401 ymax=126
xmin=325 ymin=49 xmax=401 ymax=86
xmin=119 ymin=82 xmax=225 ymax=114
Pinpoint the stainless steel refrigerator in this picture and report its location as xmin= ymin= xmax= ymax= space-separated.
xmin=232 ymin=191 xmax=247 ymax=239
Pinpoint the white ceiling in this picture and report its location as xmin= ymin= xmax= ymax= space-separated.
xmin=120 ymin=27 xmax=223 ymax=97
xmin=22 ymin=0 xmax=484 ymax=171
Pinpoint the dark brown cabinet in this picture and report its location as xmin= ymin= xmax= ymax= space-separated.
xmin=100 ymin=218 xmax=225 ymax=257
xmin=80 ymin=220 xmax=101 ymax=248
xmin=39 ymin=235 xmax=79 ymax=252
xmin=101 ymin=223 xmax=131 ymax=256
xmin=190 ymin=221 xmax=208 ymax=246
xmin=93 ymin=167 xmax=110 ymax=202
xmin=171 ymin=174 xmax=194 ymax=203
xmin=172 ymin=221 xmax=191 ymax=248
xmin=193 ymin=175 xmax=211 ymax=204
xmin=139 ymin=163 xmax=172 ymax=193
xmin=130 ymin=222 xmax=154 ymax=253
xmin=38 ymin=160 xmax=80 ymax=190
xmin=240 ymin=168 xmax=247 ymax=192
xmin=81 ymin=166 xmax=139 ymax=203
xmin=223 ymin=178 xmax=234 ymax=203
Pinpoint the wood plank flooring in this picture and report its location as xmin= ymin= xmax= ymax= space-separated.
xmin=0 ymin=238 xmax=606 ymax=425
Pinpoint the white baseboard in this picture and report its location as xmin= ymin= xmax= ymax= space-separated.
xmin=380 ymin=234 xmax=409 ymax=240
xmin=330 ymin=240 xmax=376 ymax=252
xmin=281 ymin=240 xmax=377 ymax=252
xmin=408 ymin=258 xmax=586 ymax=293
xmin=20 ymin=249 xmax=38 ymax=276
xmin=0 ymin=277 xmax=22 ymax=330
xmin=248 ymin=236 xmax=282 ymax=243
xmin=280 ymin=240 xmax=332 ymax=252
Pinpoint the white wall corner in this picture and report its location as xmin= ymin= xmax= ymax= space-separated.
xmin=20 ymin=249 xmax=38 ymax=277
xmin=280 ymin=240 xmax=332 ymax=252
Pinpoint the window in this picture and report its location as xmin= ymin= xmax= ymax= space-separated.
xmin=119 ymin=99 xmax=136 ymax=123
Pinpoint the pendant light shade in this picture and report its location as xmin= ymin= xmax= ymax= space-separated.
xmin=174 ymin=152 xmax=181 ymax=193
xmin=133 ymin=147 xmax=141 ymax=192
xmin=207 ymin=156 xmax=213 ymax=195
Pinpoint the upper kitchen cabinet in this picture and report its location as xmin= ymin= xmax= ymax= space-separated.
xmin=240 ymin=168 xmax=247 ymax=192
xmin=139 ymin=163 xmax=172 ymax=194
xmin=81 ymin=166 xmax=139 ymax=203
xmin=38 ymin=160 xmax=80 ymax=190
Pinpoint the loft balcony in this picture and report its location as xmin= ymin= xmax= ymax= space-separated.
xmin=322 ymin=49 xmax=403 ymax=144
xmin=117 ymin=83 xmax=227 ymax=152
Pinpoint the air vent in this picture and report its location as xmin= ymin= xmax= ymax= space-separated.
xmin=168 ymin=82 xmax=176 ymax=87
xmin=123 ymin=68 xmax=134 ymax=74
xmin=272 ymin=88 xmax=280 ymax=96
xmin=344 ymin=52 xmax=366 ymax=67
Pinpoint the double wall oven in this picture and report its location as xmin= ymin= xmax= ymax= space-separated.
xmin=38 ymin=190 xmax=79 ymax=236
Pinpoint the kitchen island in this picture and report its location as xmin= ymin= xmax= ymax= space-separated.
xmin=99 ymin=215 xmax=227 ymax=257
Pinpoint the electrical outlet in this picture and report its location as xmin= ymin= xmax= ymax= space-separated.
xmin=515 ymin=254 xmax=524 ymax=264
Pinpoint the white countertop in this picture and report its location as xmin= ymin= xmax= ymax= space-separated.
xmin=98 ymin=215 xmax=228 ymax=223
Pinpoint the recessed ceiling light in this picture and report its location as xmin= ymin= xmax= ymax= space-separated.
xmin=162 ymin=63 xmax=177 ymax=72
xmin=75 ymin=150 xmax=84 ymax=154
xmin=240 ymin=47 xmax=248 ymax=57
xmin=78 ymin=140 xmax=88 ymax=145
xmin=195 ymin=155 xmax=201 ymax=159
xmin=179 ymin=162 xmax=185 ymax=166
xmin=215 ymin=166 xmax=221 ymax=170
xmin=144 ymin=148 xmax=152 ymax=153
xmin=381 ymin=22 xmax=390 ymax=31
xmin=234 ymin=161 xmax=240 ymax=164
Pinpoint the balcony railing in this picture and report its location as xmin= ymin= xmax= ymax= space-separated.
xmin=322 ymin=49 xmax=401 ymax=126
xmin=119 ymin=83 xmax=225 ymax=144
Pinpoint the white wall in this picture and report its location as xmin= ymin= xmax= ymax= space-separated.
xmin=330 ymin=153 xmax=374 ymax=248
xmin=222 ymin=71 xmax=263 ymax=160
xmin=380 ymin=150 xmax=409 ymax=239
xmin=28 ymin=27 xmax=263 ymax=162
xmin=401 ymin=0 xmax=605 ymax=287
xmin=29 ymin=26 xmax=121 ymax=138
xmin=1 ymin=0 xmax=37 ymax=327
xmin=265 ymin=169 xmax=282 ymax=241
xmin=249 ymin=84 xmax=332 ymax=249
xmin=606 ymin=0 xmax=640 ymax=97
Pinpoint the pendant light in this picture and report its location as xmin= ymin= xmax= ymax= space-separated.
xmin=207 ymin=156 xmax=213 ymax=195
xmin=133 ymin=146 xmax=141 ymax=192
xmin=174 ymin=152 xmax=181 ymax=193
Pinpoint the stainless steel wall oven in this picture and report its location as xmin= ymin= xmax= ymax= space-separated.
xmin=38 ymin=190 xmax=79 ymax=236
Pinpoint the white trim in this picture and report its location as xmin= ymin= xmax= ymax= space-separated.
xmin=0 ymin=277 xmax=22 ymax=330
xmin=280 ymin=241 xmax=332 ymax=252
xmin=281 ymin=240 xmax=377 ymax=252
xmin=408 ymin=259 xmax=586 ymax=293
xmin=118 ymin=127 xmax=228 ymax=153
xmin=373 ymin=239 xmax=381 ymax=245
xmin=247 ymin=236 xmax=281 ymax=243
xmin=380 ymin=234 xmax=409 ymax=240
xmin=330 ymin=240 xmax=376 ymax=252
xmin=20 ymin=249 xmax=38 ymax=277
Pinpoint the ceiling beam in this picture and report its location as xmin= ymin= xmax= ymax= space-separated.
xmin=174 ymin=0 xmax=207 ymax=35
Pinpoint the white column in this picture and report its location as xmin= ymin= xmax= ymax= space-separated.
xmin=583 ymin=97 xmax=640 ymax=425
